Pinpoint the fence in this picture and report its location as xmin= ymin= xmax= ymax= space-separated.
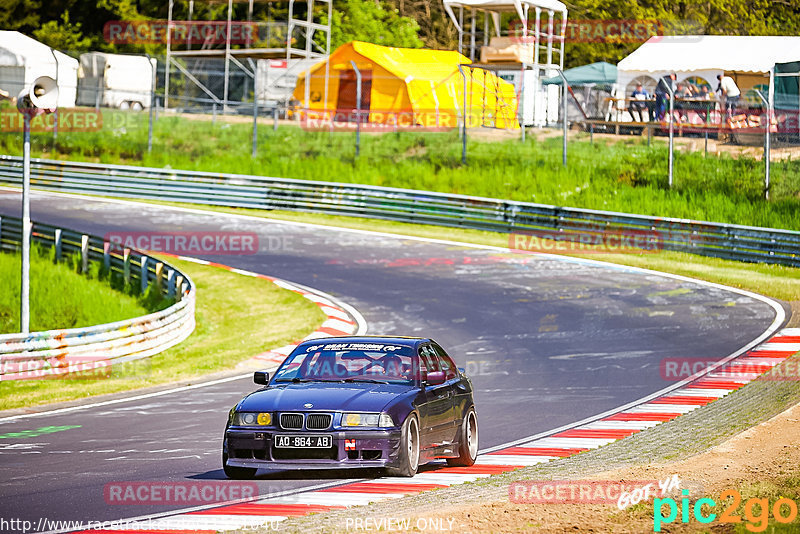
xmin=0 ymin=214 xmax=195 ymax=381
xmin=0 ymin=155 xmax=798 ymax=267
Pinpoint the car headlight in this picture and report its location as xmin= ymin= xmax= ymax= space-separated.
xmin=342 ymin=412 xmax=394 ymax=427
xmin=233 ymin=412 xmax=272 ymax=426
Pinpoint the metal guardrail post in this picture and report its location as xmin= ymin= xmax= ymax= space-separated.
xmin=155 ymin=262 xmax=164 ymax=293
xmin=54 ymin=229 xmax=62 ymax=261
xmin=103 ymin=241 xmax=111 ymax=271
xmin=140 ymin=256 xmax=149 ymax=294
xmin=167 ymin=268 xmax=176 ymax=297
xmin=81 ymin=234 xmax=89 ymax=274
xmin=123 ymin=247 xmax=131 ymax=285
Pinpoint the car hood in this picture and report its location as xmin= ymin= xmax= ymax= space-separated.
xmin=237 ymin=382 xmax=416 ymax=413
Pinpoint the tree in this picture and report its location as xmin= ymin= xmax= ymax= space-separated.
xmin=324 ymin=0 xmax=423 ymax=49
xmin=33 ymin=11 xmax=93 ymax=52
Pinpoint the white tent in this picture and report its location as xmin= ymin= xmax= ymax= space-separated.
xmin=0 ymin=31 xmax=78 ymax=108
xmin=616 ymin=35 xmax=800 ymax=104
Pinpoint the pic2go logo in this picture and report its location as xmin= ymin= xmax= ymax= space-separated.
xmin=654 ymin=489 xmax=799 ymax=532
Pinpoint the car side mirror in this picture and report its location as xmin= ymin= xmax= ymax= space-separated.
xmin=254 ymin=371 xmax=270 ymax=385
xmin=426 ymin=371 xmax=446 ymax=386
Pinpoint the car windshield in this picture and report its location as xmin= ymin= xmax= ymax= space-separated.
xmin=273 ymin=342 xmax=417 ymax=385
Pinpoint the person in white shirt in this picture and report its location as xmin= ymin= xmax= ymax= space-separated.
xmin=716 ymin=74 xmax=741 ymax=118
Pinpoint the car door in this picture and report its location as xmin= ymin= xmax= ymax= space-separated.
xmin=431 ymin=343 xmax=463 ymax=446
xmin=417 ymin=344 xmax=454 ymax=450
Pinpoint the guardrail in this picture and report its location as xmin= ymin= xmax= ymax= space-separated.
xmin=0 ymin=214 xmax=195 ymax=380
xmin=0 ymin=155 xmax=798 ymax=267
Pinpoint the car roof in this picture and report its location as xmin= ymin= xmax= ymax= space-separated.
xmin=296 ymin=336 xmax=430 ymax=350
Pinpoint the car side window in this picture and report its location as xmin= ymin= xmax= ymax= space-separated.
xmin=431 ymin=343 xmax=457 ymax=380
xmin=418 ymin=345 xmax=439 ymax=380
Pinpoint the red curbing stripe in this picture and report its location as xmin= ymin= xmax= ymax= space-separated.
xmin=770 ymin=336 xmax=800 ymax=343
xmin=426 ymin=465 xmax=523 ymax=474
xmin=745 ymin=350 xmax=797 ymax=358
xmin=553 ymin=429 xmax=639 ymax=439
xmin=686 ymin=380 xmax=745 ymax=389
xmin=321 ymin=482 xmax=448 ymax=494
xmin=489 ymin=447 xmax=589 ymax=457
xmin=651 ymin=396 xmax=717 ymax=405
xmin=605 ymin=412 xmax=680 ymax=422
xmin=189 ymin=503 xmax=345 ymax=516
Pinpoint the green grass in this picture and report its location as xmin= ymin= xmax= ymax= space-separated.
xmin=0 ymin=256 xmax=326 ymax=410
xmin=0 ymin=246 xmax=156 ymax=333
xmin=3 ymin=107 xmax=799 ymax=231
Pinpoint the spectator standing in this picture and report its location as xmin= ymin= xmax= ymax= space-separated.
xmin=716 ymin=74 xmax=741 ymax=119
xmin=630 ymin=83 xmax=649 ymax=122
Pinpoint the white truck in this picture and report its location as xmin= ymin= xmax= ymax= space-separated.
xmin=78 ymin=52 xmax=156 ymax=109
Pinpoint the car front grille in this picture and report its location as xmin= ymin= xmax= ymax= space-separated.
xmin=280 ymin=413 xmax=303 ymax=430
xmin=306 ymin=413 xmax=332 ymax=430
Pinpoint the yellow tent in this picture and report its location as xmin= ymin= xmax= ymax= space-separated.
xmin=294 ymin=41 xmax=519 ymax=130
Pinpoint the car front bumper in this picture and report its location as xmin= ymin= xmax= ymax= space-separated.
xmin=224 ymin=428 xmax=403 ymax=470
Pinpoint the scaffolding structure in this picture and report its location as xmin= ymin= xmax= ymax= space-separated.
xmin=164 ymin=0 xmax=331 ymax=110
xmin=442 ymin=0 xmax=567 ymax=126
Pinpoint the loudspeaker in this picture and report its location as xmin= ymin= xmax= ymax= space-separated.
xmin=17 ymin=76 xmax=59 ymax=114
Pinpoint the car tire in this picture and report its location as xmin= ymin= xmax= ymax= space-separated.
xmin=222 ymin=451 xmax=258 ymax=479
xmin=387 ymin=414 xmax=420 ymax=477
xmin=447 ymin=408 xmax=478 ymax=467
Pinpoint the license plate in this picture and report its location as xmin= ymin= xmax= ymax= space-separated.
xmin=274 ymin=434 xmax=332 ymax=448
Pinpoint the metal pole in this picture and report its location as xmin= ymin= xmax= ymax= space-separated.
xmin=667 ymin=83 xmax=674 ymax=188
xmin=556 ymin=69 xmax=568 ymax=167
xmin=350 ymin=60 xmax=361 ymax=158
xmin=165 ymin=0 xmax=173 ymax=109
xmin=252 ymin=62 xmax=259 ymax=158
xmin=21 ymin=115 xmax=31 ymax=333
xmin=49 ymin=49 xmax=58 ymax=142
xmin=273 ymin=107 xmax=279 ymax=131
xmin=223 ymin=0 xmax=233 ymax=113
xmin=458 ymin=65 xmax=467 ymax=164
xmin=146 ymin=54 xmax=156 ymax=153
xmin=756 ymin=89 xmax=770 ymax=199
xmin=520 ymin=65 xmax=526 ymax=142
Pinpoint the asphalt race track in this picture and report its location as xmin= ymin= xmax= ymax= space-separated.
xmin=0 ymin=190 xmax=784 ymax=529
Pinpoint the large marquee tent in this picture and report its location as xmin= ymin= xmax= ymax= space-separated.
xmin=293 ymin=41 xmax=519 ymax=129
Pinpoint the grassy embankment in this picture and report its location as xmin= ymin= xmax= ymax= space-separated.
xmin=0 ymin=248 xmax=325 ymax=410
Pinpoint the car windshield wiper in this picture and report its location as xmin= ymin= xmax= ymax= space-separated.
xmin=273 ymin=377 xmax=312 ymax=383
xmin=343 ymin=377 xmax=389 ymax=384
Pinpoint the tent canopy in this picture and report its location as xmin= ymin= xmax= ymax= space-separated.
xmin=295 ymin=41 xmax=519 ymax=129
xmin=543 ymin=61 xmax=617 ymax=86
xmin=617 ymin=36 xmax=800 ymax=74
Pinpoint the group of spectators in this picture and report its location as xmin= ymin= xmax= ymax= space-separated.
xmin=627 ymin=73 xmax=741 ymax=123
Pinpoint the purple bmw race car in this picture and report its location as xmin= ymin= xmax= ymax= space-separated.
xmin=223 ymin=336 xmax=478 ymax=478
